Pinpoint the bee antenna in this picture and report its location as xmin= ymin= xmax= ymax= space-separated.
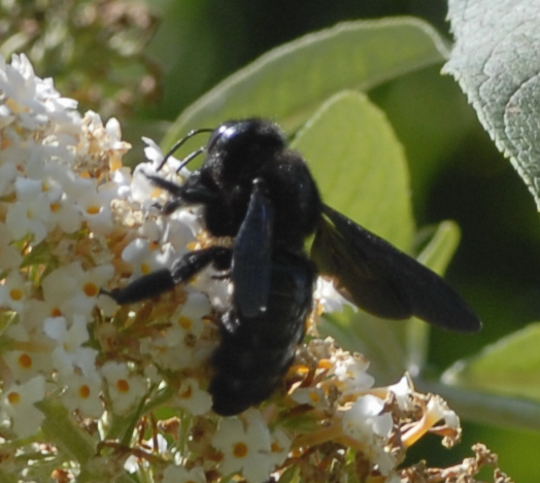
xmin=176 ymin=146 xmax=205 ymax=173
xmin=157 ymin=127 xmax=214 ymax=171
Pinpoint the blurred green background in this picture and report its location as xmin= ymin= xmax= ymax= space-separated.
xmin=3 ymin=0 xmax=540 ymax=480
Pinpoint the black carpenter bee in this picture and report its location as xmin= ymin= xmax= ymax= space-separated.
xmin=104 ymin=119 xmax=481 ymax=415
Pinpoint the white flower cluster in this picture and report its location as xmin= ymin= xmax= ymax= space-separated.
xmin=0 ymin=54 xmax=217 ymax=470
xmin=0 ymin=53 xmax=492 ymax=483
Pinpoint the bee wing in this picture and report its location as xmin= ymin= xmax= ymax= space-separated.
xmin=311 ymin=204 xmax=481 ymax=332
xmin=232 ymin=180 xmax=274 ymax=318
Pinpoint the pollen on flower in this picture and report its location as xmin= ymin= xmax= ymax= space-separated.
xmin=9 ymin=288 xmax=24 ymax=301
xmin=290 ymin=363 xmax=310 ymax=376
xmin=51 ymin=307 xmax=63 ymax=317
xmin=271 ymin=441 xmax=284 ymax=453
xmin=86 ymin=205 xmax=101 ymax=215
xmin=116 ymin=379 xmax=130 ymax=393
xmin=78 ymin=384 xmax=91 ymax=399
xmin=18 ymin=353 xmax=33 ymax=369
xmin=7 ymin=392 xmax=21 ymax=405
xmin=318 ymin=358 xmax=333 ymax=370
xmin=83 ymin=282 xmax=99 ymax=297
xmin=50 ymin=202 xmax=62 ymax=213
xmin=233 ymin=442 xmax=249 ymax=458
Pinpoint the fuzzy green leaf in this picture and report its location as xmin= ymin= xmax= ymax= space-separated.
xmin=445 ymin=0 xmax=540 ymax=209
xmin=163 ymin=17 xmax=448 ymax=153
xmin=292 ymin=90 xmax=413 ymax=250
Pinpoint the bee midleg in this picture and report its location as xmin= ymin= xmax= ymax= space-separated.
xmin=102 ymin=246 xmax=231 ymax=305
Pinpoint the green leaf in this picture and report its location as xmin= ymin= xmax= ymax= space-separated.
xmin=445 ymin=0 xmax=540 ymax=209
xmin=443 ymin=322 xmax=540 ymax=401
xmin=415 ymin=221 xmax=461 ymax=276
xmin=292 ymin=90 xmax=413 ymax=250
xmin=163 ymin=17 xmax=448 ymax=153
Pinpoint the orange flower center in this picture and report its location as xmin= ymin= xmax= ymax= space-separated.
xmin=116 ymin=379 xmax=130 ymax=393
xmin=18 ymin=353 xmax=32 ymax=369
xmin=7 ymin=392 xmax=21 ymax=405
xmin=233 ymin=442 xmax=248 ymax=458
xmin=83 ymin=282 xmax=99 ymax=297
xmin=79 ymin=385 xmax=91 ymax=399
xmin=9 ymin=288 xmax=23 ymax=301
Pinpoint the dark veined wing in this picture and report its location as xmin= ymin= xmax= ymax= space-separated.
xmin=232 ymin=179 xmax=274 ymax=318
xmin=311 ymin=204 xmax=481 ymax=332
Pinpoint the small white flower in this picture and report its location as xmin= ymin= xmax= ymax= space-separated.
xmin=141 ymin=137 xmax=166 ymax=168
xmin=290 ymin=386 xmax=327 ymax=408
xmin=267 ymin=428 xmax=291 ymax=469
xmin=0 ymin=271 xmax=29 ymax=312
xmin=314 ymin=276 xmax=355 ymax=313
xmin=331 ymin=350 xmax=374 ymax=396
xmin=162 ymin=464 xmax=206 ymax=483
xmin=43 ymin=315 xmax=98 ymax=377
xmin=342 ymin=395 xmax=393 ymax=440
xmin=172 ymin=378 xmax=212 ymax=415
xmin=78 ymin=183 xmax=115 ymax=235
xmin=42 ymin=262 xmax=113 ymax=318
xmin=47 ymin=192 xmax=82 ymax=234
xmin=60 ymin=371 xmax=103 ymax=418
xmin=0 ymin=54 xmax=79 ymax=128
xmin=130 ymin=163 xmax=160 ymax=206
xmin=141 ymin=292 xmax=212 ymax=371
xmin=212 ymin=410 xmax=274 ymax=483
xmin=166 ymin=209 xmax=202 ymax=246
xmin=101 ymin=361 xmax=148 ymax=413
xmin=341 ymin=395 xmax=396 ymax=475
xmin=387 ymin=374 xmax=415 ymax=411
xmin=3 ymin=349 xmax=51 ymax=383
xmin=121 ymin=237 xmax=172 ymax=277
xmin=141 ymin=137 xmax=191 ymax=178
xmin=0 ymin=375 xmax=46 ymax=438
xmin=140 ymin=323 xmax=195 ymax=371
xmin=5 ymin=187 xmax=52 ymax=243
xmin=177 ymin=292 xmax=211 ymax=337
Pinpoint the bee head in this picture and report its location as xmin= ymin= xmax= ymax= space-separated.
xmin=207 ymin=119 xmax=285 ymax=180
